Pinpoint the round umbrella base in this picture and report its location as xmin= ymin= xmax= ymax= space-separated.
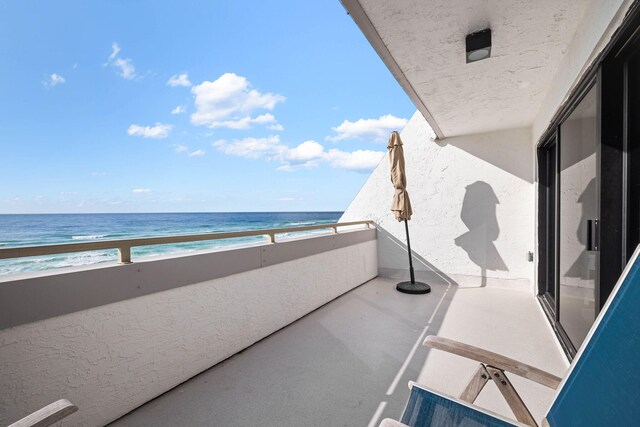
xmin=396 ymin=281 xmax=431 ymax=294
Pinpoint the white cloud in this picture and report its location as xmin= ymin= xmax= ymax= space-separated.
xmin=171 ymin=105 xmax=186 ymax=114
xmin=106 ymin=42 xmax=136 ymax=80
xmin=114 ymin=58 xmax=135 ymax=79
xmin=108 ymin=42 xmax=120 ymax=61
xmin=213 ymin=135 xmax=384 ymax=173
xmin=43 ymin=73 xmax=65 ymax=87
xmin=167 ymin=73 xmax=191 ymax=87
xmin=213 ymin=135 xmax=284 ymax=160
xmin=324 ymin=149 xmax=385 ymax=172
xmin=172 ymin=145 xmax=204 ymax=157
xmin=191 ymin=73 xmax=285 ymax=129
xmin=127 ymin=123 xmax=172 ymax=139
xmin=207 ymin=113 xmax=276 ymax=130
xmin=327 ymin=114 xmax=408 ymax=142
xmin=275 ymin=161 xmax=320 ymax=172
xmin=50 ymin=73 xmax=65 ymax=85
xmin=91 ymin=172 xmax=107 ymax=176
xmin=287 ymin=140 xmax=325 ymax=162
xmin=132 ymin=188 xmax=152 ymax=194
xmin=268 ymin=123 xmax=284 ymax=131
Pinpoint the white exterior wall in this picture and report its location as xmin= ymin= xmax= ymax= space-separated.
xmin=530 ymin=0 xmax=634 ymax=293
xmin=533 ymin=0 xmax=633 ymax=141
xmin=342 ymin=112 xmax=534 ymax=289
xmin=0 ymin=239 xmax=377 ymax=427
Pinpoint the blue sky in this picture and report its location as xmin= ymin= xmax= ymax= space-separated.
xmin=0 ymin=1 xmax=414 ymax=213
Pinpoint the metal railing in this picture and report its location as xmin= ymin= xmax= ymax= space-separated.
xmin=0 ymin=220 xmax=373 ymax=264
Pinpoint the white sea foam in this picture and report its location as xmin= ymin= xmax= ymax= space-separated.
xmin=71 ymin=234 xmax=108 ymax=240
xmin=57 ymin=251 xmax=115 ymax=267
xmin=278 ymin=229 xmax=329 ymax=240
xmin=0 ymin=265 xmax=24 ymax=275
xmin=1 ymin=213 xmax=342 ymax=276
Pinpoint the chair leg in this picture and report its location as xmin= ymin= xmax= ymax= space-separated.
xmin=485 ymin=366 xmax=537 ymax=427
xmin=460 ymin=364 xmax=490 ymax=403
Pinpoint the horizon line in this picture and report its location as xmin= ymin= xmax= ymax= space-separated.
xmin=0 ymin=210 xmax=345 ymax=215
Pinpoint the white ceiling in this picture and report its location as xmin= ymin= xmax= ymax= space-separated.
xmin=351 ymin=0 xmax=591 ymax=137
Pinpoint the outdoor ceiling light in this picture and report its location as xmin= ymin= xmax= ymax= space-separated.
xmin=466 ymin=28 xmax=491 ymax=63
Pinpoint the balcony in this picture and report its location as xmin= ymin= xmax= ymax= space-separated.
xmin=0 ymin=222 xmax=567 ymax=426
xmin=110 ymin=275 xmax=567 ymax=427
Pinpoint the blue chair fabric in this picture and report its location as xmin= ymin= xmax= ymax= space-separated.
xmin=400 ymin=385 xmax=518 ymax=427
xmin=545 ymin=250 xmax=640 ymax=426
xmin=398 ymin=247 xmax=640 ymax=427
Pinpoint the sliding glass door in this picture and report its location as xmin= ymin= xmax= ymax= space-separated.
xmin=538 ymin=137 xmax=556 ymax=310
xmin=538 ymin=84 xmax=599 ymax=356
xmin=558 ymin=85 xmax=598 ymax=349
xmin=538 ymin=10 xmax=640 ymax=359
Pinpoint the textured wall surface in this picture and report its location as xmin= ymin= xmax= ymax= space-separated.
xmin=0 ymin=239 xmax=377 ymax=426
xmin=0 ymin=230 xmax=376 ymax=329
xmin=533 ymin=0 xmax=633 ymax=141
xmin=357 ymin=0 xmax=590 ymax=136
xmin=341 ymin=112 xmax=534 ymax=289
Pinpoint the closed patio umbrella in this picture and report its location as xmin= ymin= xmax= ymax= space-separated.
xmin=388 ymin=131 xmax=430 ymax=294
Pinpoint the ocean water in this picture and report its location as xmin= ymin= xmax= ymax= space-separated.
xmin=0 ymin=212 xmax=342 ymax=276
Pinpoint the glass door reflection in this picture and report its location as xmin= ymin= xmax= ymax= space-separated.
xmin=558 ymin=85 xmax=598 ymax=349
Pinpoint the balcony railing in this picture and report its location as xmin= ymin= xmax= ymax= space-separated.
xmin=0 ymin=220 xmax=379 ymax=426
xmin=0 ymin=220 xmax=373 ymax=264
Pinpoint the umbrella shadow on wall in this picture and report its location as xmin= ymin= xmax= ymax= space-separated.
xmin=454 ymin=181 xmax=508 ymax=287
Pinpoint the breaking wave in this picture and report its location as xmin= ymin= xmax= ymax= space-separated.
xmin=1 ymin=212 xmax=343 ymax=276
xmin=71 ymin=234 xmax=108 ymax=240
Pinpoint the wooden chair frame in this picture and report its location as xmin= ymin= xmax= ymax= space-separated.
xmin=420 ymin=336 xmax=563 ymax=427
xmin=8 ymin=399 xmax=78 ymax=427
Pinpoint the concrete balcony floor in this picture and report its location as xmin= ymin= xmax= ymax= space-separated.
xmin=110 ymin=276 xmax=568 ymax=427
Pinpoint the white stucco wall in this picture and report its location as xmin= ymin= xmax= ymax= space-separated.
xmin=533 ymin=0 xmax=633 ymax=141
xmin=530 ymin=0 xmax=633 ymax=295
xmin=341 ymin=111 xmax=534 ymax=289
xmin=0 ymin=239 xmax=377 ymax=427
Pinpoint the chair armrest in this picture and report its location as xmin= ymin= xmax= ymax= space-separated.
xmin=424 ymin=336 xmax=562 ymax=389
xmin=8 ymin=399 xmax=78 ymax=427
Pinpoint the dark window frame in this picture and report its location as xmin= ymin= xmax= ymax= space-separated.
xmin=536 ymin=2 xmax=640 ymax=360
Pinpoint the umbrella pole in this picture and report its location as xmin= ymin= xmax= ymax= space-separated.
xmin=396 ymin=219 xmax=431 ymax=295
xmin=404 ymin=219 xmax=416 ymax=284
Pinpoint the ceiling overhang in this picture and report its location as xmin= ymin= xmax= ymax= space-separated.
xmin=341 ymin=0 xmax=591 ymax=138
xmin=341 ymin=0 xmax=445 ymax=139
